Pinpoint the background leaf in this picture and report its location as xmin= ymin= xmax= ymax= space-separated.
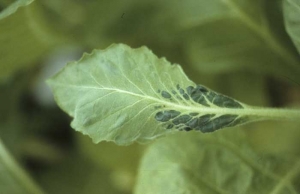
xmin=35 ymin=150 xmax=128 ymax=194
xmin=0 ymin=0 xmax=62 ymax=81
xmin=284 ymin=0 xmax=300 ymax=54
xmin=76 ymin=134 xmax=143 ymax=173
xmin=0 ymin=138 xmax=44 ymax=194
xmin=182 ymin=0 xmax=300 ymax=82
xmin=135 ymin=130 xmax=300 ymax=194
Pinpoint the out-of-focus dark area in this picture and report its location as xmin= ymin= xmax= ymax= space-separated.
xmin=1 ymin=0 xmax=300 ymax=193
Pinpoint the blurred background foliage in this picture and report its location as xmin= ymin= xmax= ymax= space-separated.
xmin=0 ymin=0 xmax=300 ymax=193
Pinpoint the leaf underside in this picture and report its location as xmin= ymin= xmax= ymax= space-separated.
xmin=48 ymin=44 xmax=255 ymax=145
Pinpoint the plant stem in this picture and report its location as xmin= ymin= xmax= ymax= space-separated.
xmin=246 ymin=107 xmax=300 ymax=121
xmin=0 ymin=139 xmax=44 ymax=194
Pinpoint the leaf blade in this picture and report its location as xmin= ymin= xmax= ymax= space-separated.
xmin=48 ymin=44 xmax=297 ymax=145
xmin=47 ymin=44 xmax=196 ymax=144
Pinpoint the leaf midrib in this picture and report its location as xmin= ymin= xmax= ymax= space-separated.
xmin=49 ymin=82 xmax=287 ymax=120
xmin=52 ymin=82 xmax=300 ymax=121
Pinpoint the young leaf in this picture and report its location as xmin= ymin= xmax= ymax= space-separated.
xmin=47 ymin=44 xmax=300 ymax=145
xmin=134 ymin=130 xmax=300 ymax=194
xmin=284 ymin=0 xmax=300 ymax=54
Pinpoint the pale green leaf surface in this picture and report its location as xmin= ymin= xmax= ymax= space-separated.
xmin=0 ymin=139 xmax=43 ymax=194
xmin=134 ymin=130 xmax=300 ymax=194
xmin=284 ymin=0 xmax=300 ymax=54
xmin=183 ymin=0 xmax=300 ymax=81
xmin=47 ymin=44 xmax=300 ymax=145
xmin=47 ymin=44 xmax=250 ymax=145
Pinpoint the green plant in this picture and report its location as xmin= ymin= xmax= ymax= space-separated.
xmin=1 ymin=0 xmax=300 ymax=194
xmin=47 ymin=44 xmax=300 ymax=145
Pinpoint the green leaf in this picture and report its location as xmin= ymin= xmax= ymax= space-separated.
xmin=183 ymin=0 xmax=300 ymax=81
xmin=0 ymin=139 xmax=44 ymax=194
xmin=134 ymin=130 xmax=300 ymax=194
xmin=0 ymin=0 xmax=60 ymax=81
xmin=0 ymin=0 xmax=32 ymax=19
xmin=47 ymin=44 xmax=300 ymax=145
xmin=284 ymin=0 xmax=300 ymax=54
